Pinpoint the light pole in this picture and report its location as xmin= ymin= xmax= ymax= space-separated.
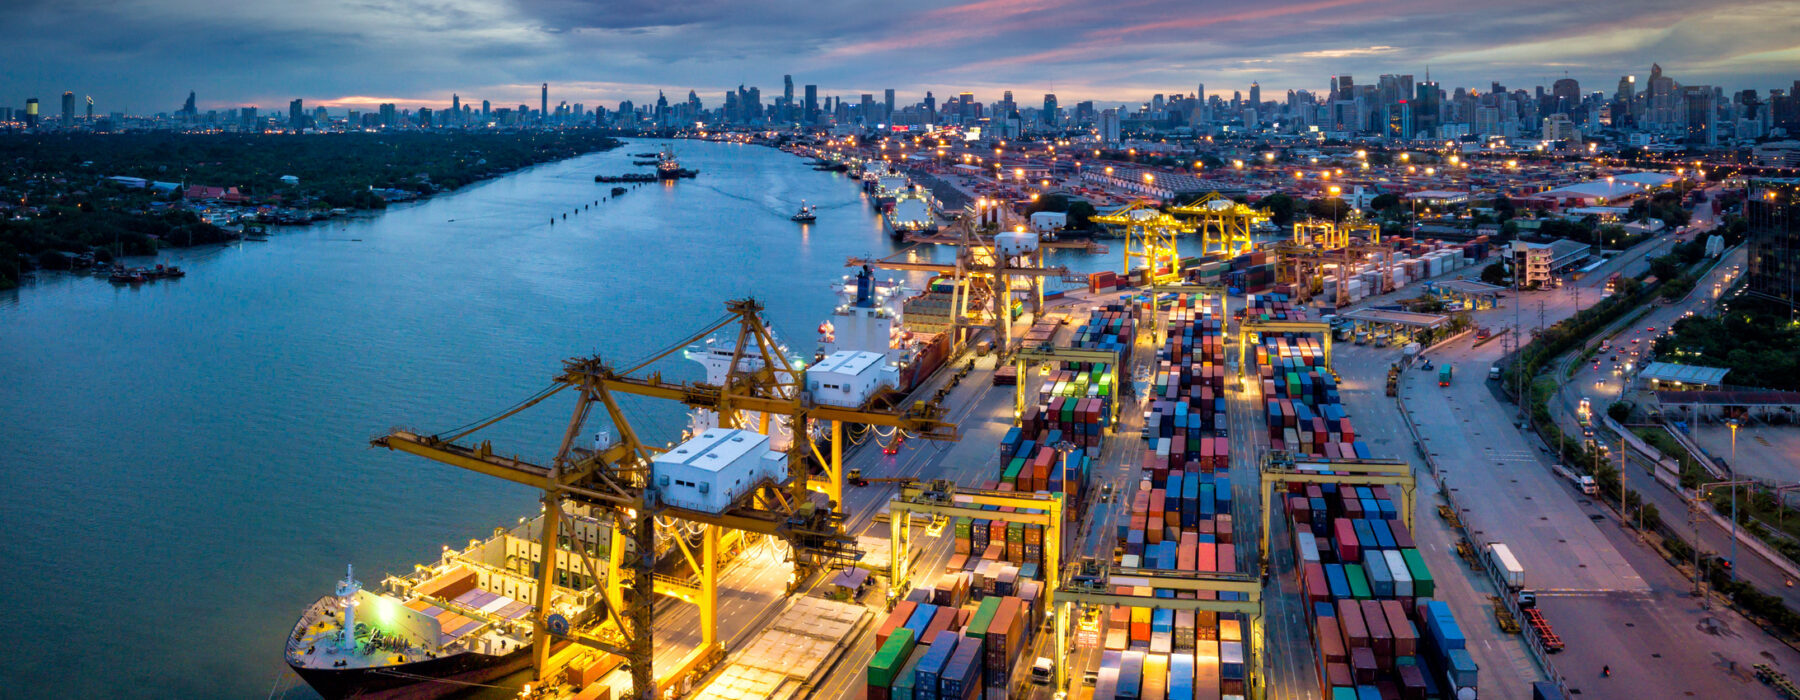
xmin=1729 ymin=418 xmax=1740 ymax=576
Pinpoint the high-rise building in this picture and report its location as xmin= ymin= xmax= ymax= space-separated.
xmin=540 ymin=83 xmax=548 ymax=122
xmin=289 ymin=99 xmax=305 ymax=130
xmin=1248 ymin=82 xmax=1261 ymax=109
xmin=85 ymin=96 xmax=93 ymax=122
xmin=859 ymin=94 xmax=875 ymax=124
xmin=380 ymin=103 xmax=397 ymax=126
xmin=884 ymin=89 xmax=895 ymax=124
xmin=451 ymin=94 xmax=461 ymax=125
xmin=804 ymin=84 xmax=818 ymax=123
xmin=182 ymin=91 xmax=197 ymax=120
xmin=25 ymin=98 xmax=39 ymax=128
xmin=1746 ymin=179 xmax=1800 ymax=309
xmin=1552 ymin=78 xmax=1579 ymax=114
xmin=923 ymin=91 xmax=936 ymax=124
xmin=1042 ymin=93 xmax=1059 ymax=125
xmin=1100 ymin=108 xmax=1120 ymax=143
xmin=60 ymin=92 xmax=74 ymax=126
xmin=1413 ymin=81 xmax=1441 ymax=137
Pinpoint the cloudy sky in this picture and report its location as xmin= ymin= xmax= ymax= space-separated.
xmin=5 ymin=0 xmax=1798 ymax=115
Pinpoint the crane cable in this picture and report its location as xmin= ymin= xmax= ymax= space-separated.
xmin=435 ymin=382 xmax=568 ymax=443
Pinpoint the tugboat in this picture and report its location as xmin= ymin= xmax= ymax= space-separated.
xmin=791 ymin=201 xmax=817 ymax=223
xmin=654 ymin=147 xmax=699 ymax=180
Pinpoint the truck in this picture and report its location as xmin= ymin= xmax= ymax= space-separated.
xmin=1569 ymin=471 xmax=1598 ymax=495
xmin=1484 ymin=543 xmax=1535 ymax=609
xmin=1488 ymin=365 xmax=1502 ymax=380
xmin=1438 ymin=364 xmax=1454 ymax=387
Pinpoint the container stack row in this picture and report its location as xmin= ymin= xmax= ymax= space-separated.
xmin=1082 ymin=300 xmax=1246 ymax=700
xmin=1285 ymin=478 xmax=1475 ymax=699
xmin=996 ymin=425 xmax=1092 ymax=507
xmin=1241 ymin=294 xmax=1478 ymax=699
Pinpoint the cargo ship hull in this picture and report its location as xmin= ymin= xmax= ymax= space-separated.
xmin=288 ymin=644 xmax=531 ymax=700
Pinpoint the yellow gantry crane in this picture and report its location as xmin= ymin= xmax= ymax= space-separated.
xmin=886 ymin=481 xmax=1066 ymax=609
xmin=847 ymin=223 xmax=1086 ymax=352
xmin=1091 ymin=203 xmax=1193 ymax=285
xmin=372 ymin=299 xmax=959 ymax=700
xmin=1170 ymin=192 xmax=1268 ymax=257
xmin=1055 ymin=562 xmax=1266 ymax=698
xmin=1257 ymin=452 xmax=1416 ymax=575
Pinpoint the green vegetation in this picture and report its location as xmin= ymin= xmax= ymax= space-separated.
xmin=1480 ymin=261 xmax=1509 ymax=286
xmin=0 ymin=131 xmax=621 ymax=289
xmin=1656 ymin=295 xmax=1800 ymax=390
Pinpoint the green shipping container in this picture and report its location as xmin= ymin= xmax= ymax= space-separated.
xmin=1345 ymin=563 xmax=1371 ymax=599
xmin=968 ymin=597 xmax=1000 ymax=640
xmin=1008 ymin=522 xmax=1024 ymax=542
xmin=868 ymin=627 xmax=917 ymax=687
xmin=1402 ymin=548 xmax=1435 ymax=598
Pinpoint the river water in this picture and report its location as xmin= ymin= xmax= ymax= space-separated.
xmin=0 ymin=139 xmax=1175 ymax=698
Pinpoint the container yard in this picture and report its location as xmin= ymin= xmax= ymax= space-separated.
xmin=1246 ymin=291 xmax=1478 ymax=700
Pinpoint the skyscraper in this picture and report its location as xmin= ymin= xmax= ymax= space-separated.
xmin=482 ymin=100 xmax=491 ymax=120
xmin=804 ymin=84 xmax=818 ymax=124
xmin=1100 ymin=108 xmax=1120 ymax=143
xmin=884 ymin=89 xmax=895 ymax=124
xmin=859 ymin=94 xmax=875 ymax=124
xmin=540 ymin=84 xmax=548 ymax=122
xmin=1042 ymin=94 xmax=1059 ymax=125
xmin=182 ymin=91 xmax=197 ymax=120
xmin=289 ymin=99 xmax=305 ymax=130
xmin=924 ymin=91 xmax=936 ymax=124
xmin=1552 ymin=78 xmax=1579 ymax=114
xmin=1746 ymin=179 xmax=1800 ymax=309
xmin=61 ymin=92 xmax=74 ymax=126
xmin=1248 ymin=82 xmax=1260 ymax=108
xmin=25 ymin=98 xmax=39 ymax=128
xmin=85 ymin=96 xmax=93 ymax=123
xmin=783 ymin=75 xmax=794 ymax=121
xmin=451 ymin=94 xmax=461 ymax=125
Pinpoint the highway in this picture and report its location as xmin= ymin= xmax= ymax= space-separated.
xmin=1385 ymin=210 xmax=1800 ymax=697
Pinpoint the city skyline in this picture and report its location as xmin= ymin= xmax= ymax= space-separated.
xmin=4 ymin=0 xmax=1798 ymax=113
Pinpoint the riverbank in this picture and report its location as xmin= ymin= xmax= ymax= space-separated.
xmin=0 ymin=131 xmax=623 ymax=289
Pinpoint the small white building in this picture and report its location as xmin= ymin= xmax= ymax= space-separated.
xmin=806 ymin=351 xmax=897 ymax=408
xmin=1029 ymin=211 xmax=1067 ymax=233
xmin=653 ymin=428 xmax=786 ymax=513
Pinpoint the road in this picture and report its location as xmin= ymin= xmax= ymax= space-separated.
xmin=1385 ymin=215 xmax=1800 ymax=697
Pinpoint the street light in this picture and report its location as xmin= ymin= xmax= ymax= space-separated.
xmin=1728 ymin=418 xmax=1741 ymax=576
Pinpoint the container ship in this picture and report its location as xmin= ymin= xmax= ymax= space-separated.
xmin=285 ymin=505 xmax=636 ymax=700
xmin=817 ymin=265 xmax=949 ymax=398
xmin=883 ymin=189 xmax=938 ymax=240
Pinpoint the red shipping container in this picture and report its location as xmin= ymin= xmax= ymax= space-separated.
xmin=1303 ymin=563 xmax=1329 ymax=604
xmin=1382 ymin=600 xmax=1418 ymax=657
xmin=877 ymin=601 xmax=917 ymax=648
xmin=1316 ymin=616 xmax=1347 ymax=663
xmin=1337 ymin=599 xmax=1370 ymax=648
xmin=1334 ymin=519 xmax=1359 ymax=562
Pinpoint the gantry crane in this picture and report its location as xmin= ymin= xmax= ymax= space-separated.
xmin=1272 ymin=214 xmax=1389 ymax=306
xmin=1055 ymin=561 xmax=1266 ymax=698
xmin=371 ymin=299 xmax=960 ymax=700
xmin=887 ymin=481 xmax=1066 ymax=609
xmin=1237 ymin=319 xmax=1334 ymax=377
xmin=1169 ymin=192 xmax=1269 ymax=257
xmin=1091 ymin=203 xmax=1193 ymax=285
xmin=1257 ymin=452 xmax=1415 ymax=575
xmin=847 ymin=220 xmax=1089 ymax=352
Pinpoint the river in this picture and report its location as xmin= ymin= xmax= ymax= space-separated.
xmin=0 ymin=139 xmax=1187 ymax=698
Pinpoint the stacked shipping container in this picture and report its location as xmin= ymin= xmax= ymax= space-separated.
xmin=1247 ymin=292 xmax=1477 ymax=698
xmin=1085 ymin=295 xmax=1247 ymax=700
